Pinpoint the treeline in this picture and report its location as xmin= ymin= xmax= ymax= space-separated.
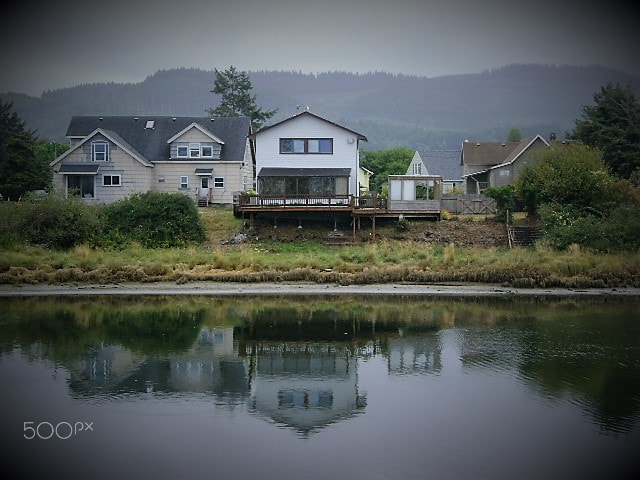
xmin=3 ymin=64 xmax=639 ymax=149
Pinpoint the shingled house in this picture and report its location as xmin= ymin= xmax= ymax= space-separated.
xmin=406 ymin=150 xmax=464 ymax=193
xmin=461 ymin=135 xmax=549 ymax=194
xmin=51 ymin=116 xmax=253 ymax=206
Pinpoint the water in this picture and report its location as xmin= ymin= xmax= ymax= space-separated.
xmin=1 ymin=295 xmax=639 ymax=479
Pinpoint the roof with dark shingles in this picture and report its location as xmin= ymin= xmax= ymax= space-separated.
xmin=417 ymin=150 xmax=463 ymax=181
xmin=66 ymin=116 xmax=250 ymax=162
xmin=462 ymin=141 xmax=521 ymax=166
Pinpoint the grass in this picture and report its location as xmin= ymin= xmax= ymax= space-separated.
xmin=1 ymin=207 xmax=639 ymax=287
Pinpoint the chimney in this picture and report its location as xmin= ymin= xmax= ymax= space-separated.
xmin=550 ymin=132 xmax=557 ymax=141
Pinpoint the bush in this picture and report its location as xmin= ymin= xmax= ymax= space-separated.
xmin=540 ymin=203 xmax=640 ymax=252
xmin=104 ymin=192 xmax=205 ymax=248
xmin=485 ymin=185 xmax=515 ymax=223
xmin=13 ymin=192 xmax=104 ymax=249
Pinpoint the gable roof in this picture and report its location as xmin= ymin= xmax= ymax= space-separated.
xmin=65 ymin=116 xmax=250 ymax=162
xmin=417 ymin=150 xmax=463 ymax=181
xmin=250 ymin=111 xmax=367 ymax=141
xmin=51 ymin=128 xmax=153 ymax=167
xmin=461 ymin=135 xmax=550 ymax=177
xmin=165 ymin=122 xmax=225 ymax=145
xmin=461 ymin=141 xmax=520 ymax=166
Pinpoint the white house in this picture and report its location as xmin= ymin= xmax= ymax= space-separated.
xmin=249 ymin=111 xmax=367 ymax=197
xmin=51 ymin=116 xmax=253 ymax=206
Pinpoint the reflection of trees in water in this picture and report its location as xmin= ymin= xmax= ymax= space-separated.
xmin=1 ymin=296 xmax=639 ymax=432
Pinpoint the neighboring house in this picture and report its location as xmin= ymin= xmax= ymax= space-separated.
xmin=51 ymin=116 xmax=253 ymax=205
xmin=358 ymin=166 xmax=374 ymax=194
xmin=407 ymin=150 xmax=463 ymax=193
xmin=249 ymin=111 xmax=367 ymax=197
xmin=461 ymin=135 xmax=549 ymax=194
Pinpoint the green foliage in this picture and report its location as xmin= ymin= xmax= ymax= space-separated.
xmin=507 ymin=128 xmax=522 ymax=142
xmin=569 ymin=83 xmax=640 ymax=178
xmin=207 ymin=66 xmax=276 ymax=131
xmin=516 ymin=143 xmax=612 ymax=215
xmin=0 ymin=102 xmax=51 ymax=199
xmin=360 ymin=147 xmax=414 ymax=193
xmin=104 ymin=192 xmax=206 ymax=248
xmin=12 ymin=191 xmax=103 ymax=249
xmin=540 ymin=203 xmax=640 ymax=252
xmin=485 ymin=185 xmax=516 ymax=223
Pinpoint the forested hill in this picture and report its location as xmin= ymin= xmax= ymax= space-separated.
xmin=2 ymin=64 xmax=639 ymax=150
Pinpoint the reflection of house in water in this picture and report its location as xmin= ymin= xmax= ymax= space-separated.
xmin=68 ymin=327 xmax=250 ymax=405
xmin=246 ymin=342 xmax=366 ymax=436
xmin=386 ymin=334 xmax=442 ymax=375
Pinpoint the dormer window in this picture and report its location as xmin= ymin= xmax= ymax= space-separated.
xmin=201 ymin=145 xmax=213 ymax=157
xmin=91 ymin=141 xmax=109 ymax=162
xmin=189 ymin=143 xmax=200 ymax=158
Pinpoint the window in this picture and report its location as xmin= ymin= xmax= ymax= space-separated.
xmin=67 ymin=175 xmax=94 ymax=198
xmin=201 ymin=145 xmax=213 ymax=157
xmin=280 ymin=138 xmax=333 ymax=154
xmin=91 ymin=141 xmax=109 ymax=162
xmin=213 ymin=177 xmax=224 ymax=188
xmin=177 ymin=146 xmax=188 ymax=158
xmin=180 ymin=176 xmax=189 ymax=189
xmin=102 ymin=175 xmax=121 ymax=186
xmin=258 ymin=176 xmax=347 ymax=195
xmin=500 ymin=169 xmax=510 ymax=177
xmin=413 ymin=163 xmax=422 ymax=175
xmin=189 ymin=143 xmax=200 ymax=158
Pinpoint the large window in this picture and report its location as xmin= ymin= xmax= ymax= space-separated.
xmin=258 ymin=176 xmax=347 ymax=195
xmin=67 ymin=175 xmax=94 ymax=198
xmin=91 ymin=141 xmax=109 ymax=162
xmin=280 ymin=138 xmax=333 ymax=154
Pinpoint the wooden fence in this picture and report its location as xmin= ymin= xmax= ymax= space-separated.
xmin=441 ymin=194 xmax=496 ymax=215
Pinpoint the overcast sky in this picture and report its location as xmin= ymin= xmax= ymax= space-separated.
xmin=1 ymin=0 xmax=638 ymax=96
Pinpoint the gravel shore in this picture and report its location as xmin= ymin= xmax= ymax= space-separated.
xmin=1 ymin=282 xmax=639 ymax=297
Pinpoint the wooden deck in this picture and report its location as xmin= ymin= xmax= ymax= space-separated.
xmin=235 ymin=194 xmax=441 ymax=219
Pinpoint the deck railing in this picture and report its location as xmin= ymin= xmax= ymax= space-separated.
xmin=238 ymin=193 xmax=354 ymax=208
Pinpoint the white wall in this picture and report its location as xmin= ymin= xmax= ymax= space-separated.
xmin=254 ymin=114 xmax=361 ymax=195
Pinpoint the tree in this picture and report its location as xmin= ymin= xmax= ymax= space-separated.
xmin=569 ymin=83 xmax=640 ymax=178
xmin=207 ymin=66 xmax=276 ymax=131
xmin=516 ymin=143 xmax=613 ymax=215
xmin=507 ymin=128 xmax=522 ymax=142
xmin=0 ymin=102 xmax=51 ymax=199
xmin=360 ymin=147 xmax=414 ymax=193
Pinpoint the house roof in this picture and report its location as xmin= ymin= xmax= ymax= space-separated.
xmin=258 ymin=167 xmax=351 ymax=177
xmin=51 ymin=128 xmax=154 ymax=168
xmin=249 ymin=111 xmax=367 ymax=141
xmin=461 ymin=141 xmax=521 ymax=166
xmin=58 ymin=164 xmax=101 ymax=174
xmin=65 ymin=116 xmax=250 ymax=162
xmin=461 ymin=135 xmax=549 ymax=178
xmin=417 ymin=150 xmax=463 ymax=181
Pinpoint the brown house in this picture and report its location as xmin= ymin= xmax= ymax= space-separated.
xmin=461 ymin=135 xmax=549 ymax=194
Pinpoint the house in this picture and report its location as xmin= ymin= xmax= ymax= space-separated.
xmin=461 ymin=135 xmax=549 ymax=194
xmin=249 ymin=110 xmax=367 ymax=198
xmin=51 ymin=116 xmax=253 ymax=206
xmin=407 ymin=150 xmax=464 ymax=193
xmin=358 ymin=166 xmax=374 ymax=194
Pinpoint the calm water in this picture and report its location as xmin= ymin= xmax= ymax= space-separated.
xmin=1 ymin=295 xmax=639 ymax=479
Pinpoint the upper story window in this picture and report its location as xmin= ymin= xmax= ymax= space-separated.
xmin=91 ymin=141 xmax=109 ymax=162
xmin=280 ymin=138 xmax=333 ymax=154
xmin=177 ymin=146 xmax=189 ymax=158
xmin=189 ymin=143 xmax=200 ymax=158
xmin=201 ymin=145 xmax=213 ymax=157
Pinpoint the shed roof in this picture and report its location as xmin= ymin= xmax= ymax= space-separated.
xmin=258 ymin=167 xmax=351 ymax=177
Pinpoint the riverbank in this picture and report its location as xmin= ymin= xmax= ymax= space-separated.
xmin=2 ymin=281 xmax=639 ymax=297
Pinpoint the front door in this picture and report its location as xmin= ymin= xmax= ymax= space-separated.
xmin=199 ymin=177 xmax=210 ymax=199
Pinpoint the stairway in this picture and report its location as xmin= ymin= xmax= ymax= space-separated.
xmin=324 ymin=230 xmax=353 ymax=246
xmin=508 ymin=226 xmax=542 ymax=248
xmin=197 ymin=198 xmax=208 ymax=207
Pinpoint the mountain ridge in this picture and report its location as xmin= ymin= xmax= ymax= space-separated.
xmin=2 ymin=64 xmax=638 ymax=151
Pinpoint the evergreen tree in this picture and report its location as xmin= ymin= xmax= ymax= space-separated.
xmin=507 ymin=128 xmax=522 ymax=142
xmin=0 ymin=101 xmax=50 ymax=199
xmin=207 ymin=66 xmax=276 ymax=131
xmin=569 ymin=83 xmax=640 ymax=178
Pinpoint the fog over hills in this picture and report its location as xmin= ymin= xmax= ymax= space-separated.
xmin=2 ymin=64 xmax=639 ymax=151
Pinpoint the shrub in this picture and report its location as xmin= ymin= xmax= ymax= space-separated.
xmin=104 ymin=192 xmax=205 ymax=248
xmin=485 ymin=185 xmax=515 ymax=223
xmin=17 ymin=192 xmax=104 ymax=249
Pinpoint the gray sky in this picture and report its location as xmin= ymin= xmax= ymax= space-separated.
xmin=1 ymin=0 xmax=638 ymax=96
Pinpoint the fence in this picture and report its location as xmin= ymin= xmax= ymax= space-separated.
xmin=441 ymin=194 xmax=496 ymax=215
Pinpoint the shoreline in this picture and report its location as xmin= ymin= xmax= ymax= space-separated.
xmin=1 ymin=281 xmax=640 ymax=297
